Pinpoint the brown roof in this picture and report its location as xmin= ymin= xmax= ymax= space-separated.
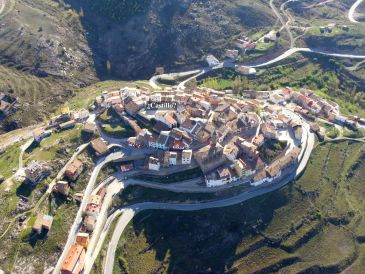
xmin=65 ymin=159 xmax=83 ymax=175
xmin=33 ymin=213 xmax=53 ymax=232
xmin=180 ymin=118 xmax=196 ymax=130
xmin=91 ymin=138 xmax=108 ymax=155
xmin=61 ymin=244 xmax=85 ymax=273
xmin=83 ymin=123 xmax=96 ymax=133
xmin=164 ymin=113 xmax=177 ymax=125
xmin=33 ymin=128 xmax=45 ymax=138
xmin=217 ymin=166 xmax=231 ymax=178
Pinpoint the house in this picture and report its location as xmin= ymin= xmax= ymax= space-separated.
xmin=225 ymin=49 xmax=239 ymax=59
xmin=171 ymin=139 xmax=188 ymax=150
xmin=163 ymin=113 xmax=177 ymax=128
xmin=113 ymin=103 xmax=124 ymax=114
xmin=25 ymin=161 xmax=52 ymax=184
xmin=0 ymin=99 xmax=12 ymax=115
xmin=261 ymin=123 xmax=278 ymax=140
xmin=237 ymin=138 xmax=258 ymax=158
xmin=32 ymin=128 xmax=51 ymax=143
xmin=151 ymin=131 xmax=170 ymax=150
xmin=150 ymin=93 xmax=162 ymax=102
xmin=296 ymin=94 xmax=314 ymax=109
xmin=85 ymin=203 xmax=100 ymax=218
xmin=271 ymin=119 xmax=286 ymax=129
xmin=83 ymin=215 xmax=96 ymax=232
xmin=194 ymin=138 xmax=226 ymax=173
xmin=223 ymin=143 xmax=239 ymax=161
xmin=82 ymin=123 xmax=96 ymax=134
xmin=281 ymin=87 xmax=294 ymax=100
xmin=269 ymin=94 xmax=286 ymax=105
xmin=120 ymin=163 xmax=134 ymax=172
xmin=76 ymin=233 xmax=89 ymax=249
xmin=233 ymin=158 xmax=254 ymax=177
xmin=169 ymin=151 xmax=178 ymax=166
xmin=124 ymin=98 xmax=144 ymax=115
xmin=61 ymin=244 xmax=85 ymax=274
xmin=206 ymin=55 xmax=220 ymax=67
xmin=198 ymin=100 xmax=211 ymax=110
xmin=236 ymin=66 xmax=256 ymax=75
xmin=53 ymin=181 xmax=70 ymax=196
xmin=148 ymin=156 xmax=161 ymax=171
xmin=32 ymin=214 xmax=53 ymax=235
xmin=182 ymin=150 xmax=193 ymax=165
xmin=180 ymin=118 xmax=197 ymax=133
xmin=64 ymin=159 xmax=84 ymax=181
xmin=264 ymin=30 xmax=278 ymax=42
xmin=252 ymin=169 xmax=270 ymax=186
xmin=252 ymin=134 xmax=265 ymax=147
xmin=58 ymin=120 xmax=76 ymax=131
xmin=90 ymin=138 xmax=109 ymax=156
xmin=155 ymin=112 xmax=177 ymax=128
xmin=205 ymin=166 xmax=238 ymax=187
xmin=74 ymin=110 xmax=89 ymax=122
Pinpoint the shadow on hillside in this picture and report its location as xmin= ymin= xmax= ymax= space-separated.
xmin=62 ymin=0 xmax=275 ymax=81
xmin=62 ymin=0 xmax=185 ymax=80
xmin=126 ymin=189 xmax=290 ymax=273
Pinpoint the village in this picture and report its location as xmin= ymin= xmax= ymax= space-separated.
xmin=3 ymin=74 xmax=360 ymax=274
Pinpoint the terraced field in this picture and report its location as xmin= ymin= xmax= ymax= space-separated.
xmin=113 ymin=140 xmax=365 ymax=273
xmin=0 ymin=0 xmax=96 ymax=129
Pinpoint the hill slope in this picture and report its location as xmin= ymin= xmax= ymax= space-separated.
xmin=63 ymin=0 xmax=276 ymax=78
xmin=110 ymin=140 xmax=365 ymax=273
xmin=0 ymin=0 xmax=275 ymax=129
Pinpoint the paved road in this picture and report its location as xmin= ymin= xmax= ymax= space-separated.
xmin=0 ymin=0 xmax=14 ymax=18
xmin=149 ymin=70 xmax=201 ymax=90
xmin=149 ymin=47 xmax=365 ymax=92
xmin=0 ymin=124 xmax=43 ymax=151
xmin=270 ymin=0 xmax=294 ymax=48
xmin=244 ymin=47 xmax=365 ymax=68
xmin=349 ymin=0 xmax=364 ymax=23
xmin=52 ymin=150 xmax=124 ymax=274
xmin=0 ymin=0 xmax=5 ymax=15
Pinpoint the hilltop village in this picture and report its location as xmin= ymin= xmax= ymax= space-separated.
xmin=90 ymin=84 xmax=347 ymax=188
xmin=11 ymin=83 xmax=363 ymax=274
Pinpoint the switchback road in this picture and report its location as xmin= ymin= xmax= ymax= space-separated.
xmin=349 ymin=0 xmax=365 ymax=23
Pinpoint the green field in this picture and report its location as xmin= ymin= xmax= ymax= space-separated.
xmin=112 ymin=140 xmax=365 ymax=273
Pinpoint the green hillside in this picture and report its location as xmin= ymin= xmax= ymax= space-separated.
xmin=111 ymin=140 xmax=365 ymax=273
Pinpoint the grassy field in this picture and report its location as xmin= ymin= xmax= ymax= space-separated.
xmin=0 ymin=141 xmax=22 ymax=179
xmin=112 ymin=140 xmax=365 ymax=273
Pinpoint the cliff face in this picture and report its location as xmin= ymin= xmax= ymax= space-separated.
xmin=65 ymin=0 xmax=275 ymax=79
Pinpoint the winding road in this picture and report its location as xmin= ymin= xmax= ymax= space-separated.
xmin=0 ymin=0 xmax=5 ymax=16
xmin=52 ymin=150 xmax=125 ymax=274
xmin=271 ymin=0 xmax=295 ymax=48
xmin=349 ymin=0 xmax=365 ymax=23
xmin=103 ymin=128 xmax=315 ymax=274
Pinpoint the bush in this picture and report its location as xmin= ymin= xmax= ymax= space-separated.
xmin=326 ymin=127 xmax=340 ymax=139
xmin=118 ymin=256 xmax=129 ymax=274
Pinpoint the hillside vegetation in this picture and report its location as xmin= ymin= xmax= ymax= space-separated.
xmin=114 ymin=140 xmax=365 ymax=273
xmin=0 ymin=0 xmax=276 ymax=130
